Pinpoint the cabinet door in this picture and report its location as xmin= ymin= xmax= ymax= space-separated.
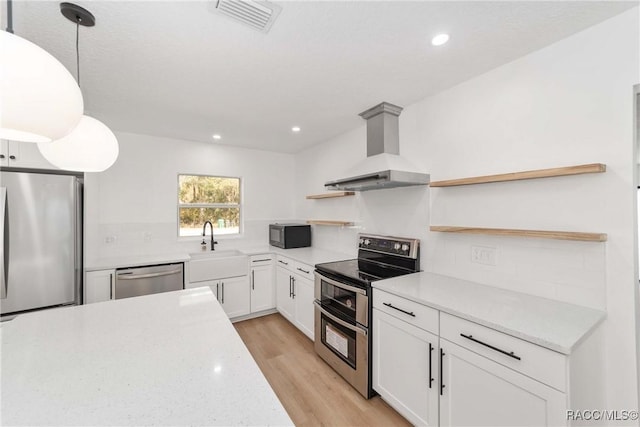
xmin=6 ymin=141 xmax=57 ymax=170
xmin=276 ymin=267 xmax=295 ymax=322
xmin=440 ymin=340 xmax=566 ymax=427
xmin=250 ymin=264 xmax=275 ymax=313
xmin=373 ymin=308 xmax=439 ymax=426
xmin=293 ymin=273 xmax=314 ymax=340
xmin=219 ymin=276 xmax=250 ymax=319
xmin=0 ymin=140 xmax=8 ymax=166
xmin=84 ymin=270 xmax=114 ymax=304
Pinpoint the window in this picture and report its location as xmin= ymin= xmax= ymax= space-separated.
xmin=178 ymin=175 xmax=241 ymax=237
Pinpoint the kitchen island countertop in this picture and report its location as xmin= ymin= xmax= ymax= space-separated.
xmin=0 ymin=288 xmax=293 ymax=426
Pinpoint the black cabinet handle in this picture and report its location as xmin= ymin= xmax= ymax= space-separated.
xmin=279 ymin=260 xmax=289 ymax=265
xmin=297 ymin=267 xmax=310 ymax=274
xmin=216 ymin=283 xmax=219 ymax=302
xmin=221 ymin=282 xmax=224 ymax=304
xmin=251 ymin=270 xmax=255 ymax=290
xmin=253 ymin=258 xmax=271 ymax=263
xmin=383 ymin=302 xmax=415 ymax=317
xmin=289 ymin=276 xmax=292 ymax=297
xmin=460 ymin=333 xmax=521 ymax=361
xmin=428 ymin=342 xmax=434 ymax=389
xmin=9 ymin=155 xmax=16 ymax=160
xmin=440 ymin=348 xmax=445 ymax=396
xmin=0 ymin=154 xmax=5 ymax=159
xmin=291 ymin=276 xmax=296 ymax=298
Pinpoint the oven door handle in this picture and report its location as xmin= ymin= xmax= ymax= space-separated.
xmin=315 ymin=271 xmax=367 ymax=295
xmin=314 ymin=301 xmax=367 ymax=336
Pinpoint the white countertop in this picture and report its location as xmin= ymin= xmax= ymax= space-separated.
xmin=85 ymin=252 xmax=191 ymax=271
xmin=86 ymin=246 xmax=353 ymax=271
xmin=373 ymin=272 xmax=605 ymax=355
xmin=0 ymin=288 xmax=293 ymax=426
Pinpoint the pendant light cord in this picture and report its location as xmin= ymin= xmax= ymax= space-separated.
xmin=6 ymin=0 xmax=13 ymax=33
xmin=76 ymin=19 xmax=80 ymax=86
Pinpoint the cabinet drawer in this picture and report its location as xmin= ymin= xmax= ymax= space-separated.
xmin=373 ymin=289 xmax=439 ymax=335
xmin=276 ymin=255 xmax=294 ymax=272
xmin=292 ymin=260 xmax=314 ymax=281
xmin=250 ymin=254 xmax=273 ymax=266
xmin=440 ymin=312 xmax=566 ymax=392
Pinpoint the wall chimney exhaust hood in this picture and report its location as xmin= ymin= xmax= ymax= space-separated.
xmin=325 ymin=102 xmax=430 ymax=192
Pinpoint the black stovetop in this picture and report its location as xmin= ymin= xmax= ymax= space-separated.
xmin=315 ymin=258 xmax=416 ymax=287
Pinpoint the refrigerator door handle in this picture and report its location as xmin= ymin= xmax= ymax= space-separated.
xmin=0 ymin=187 xmax=7 ymax=299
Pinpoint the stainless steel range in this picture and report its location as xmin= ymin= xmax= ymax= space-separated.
xmin=313 ymin=233 xmax=420 ymax=398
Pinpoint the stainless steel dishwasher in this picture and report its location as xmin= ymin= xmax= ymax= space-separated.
xmin=114 ymin=263 xmax=184 ymax=300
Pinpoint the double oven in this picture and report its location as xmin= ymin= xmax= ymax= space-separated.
xmin=314 ymin=234 xmax=420 ymax=398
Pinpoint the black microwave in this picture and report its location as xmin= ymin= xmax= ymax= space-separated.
xmin=269 ymin=223 xmax=311 ymax=249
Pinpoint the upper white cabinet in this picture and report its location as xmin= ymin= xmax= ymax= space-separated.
xmin=250 ymin=254 xmax=276 ymax=313
xmin=275 ymin=255 xmax=315 ymax=340
xmin=84 ymin=269 xmax=114 ymax=304
xmin=0 ymin=140 xmax=57 ymax=170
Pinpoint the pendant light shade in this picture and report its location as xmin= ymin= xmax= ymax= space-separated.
xmin=38 ymin=115 xmax=119 ymax=172
xmin=0 ymin=30 xmax=83 ymax=143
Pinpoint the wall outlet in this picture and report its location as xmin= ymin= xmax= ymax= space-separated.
xmin=104 ymin=236 xmax=117 ymax=244
xmin=471 ymin=246 xmax=496 ymax=266
xmin=144 ymin=232 xmax=153 ymax=242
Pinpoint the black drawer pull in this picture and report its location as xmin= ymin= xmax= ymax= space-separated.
xmin=278 ymin=260 xmax=289 ymax=265
xmin=460 ymin=333 xmax=521 ymax=361
xmin=383 ymin=302 xmax=415 ymax=317
xmin=297 ymin=267 xmax=310 ymax=274
xmin=252 ymin=258 xmax=271 ymax=263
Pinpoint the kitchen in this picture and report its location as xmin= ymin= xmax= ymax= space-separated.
xmin=1 ymin=1 xmax=639 ymax=426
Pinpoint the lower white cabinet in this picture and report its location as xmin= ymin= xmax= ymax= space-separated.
xmin=439 ymin=340 xmax=566 ymax=427
xmin=373 ymin=309 xmax=439 ymax=426
xmin=275 ymin=256 xmax=315 ymax=340
xmin=190 ymin=276 xmax=250 ymax=319
xmin=372 ymin=288 xmax=571 ymax=427
xmin=84 ymin=269 xmax=114 ymax=304
xmin=250 ymin=255 xmax=275 ymax=313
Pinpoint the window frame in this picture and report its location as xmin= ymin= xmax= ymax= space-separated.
xmin=176 ymin=173 xmax=243 ymax=239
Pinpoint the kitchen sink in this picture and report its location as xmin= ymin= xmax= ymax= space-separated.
xmin=189 ymin=249 xmax=244 ymax=259
xmin=189 ymin=250 xmax=249 ymax=283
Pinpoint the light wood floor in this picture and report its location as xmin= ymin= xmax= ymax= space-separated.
xmin=234 ymin=313 xmax=411 ymax=427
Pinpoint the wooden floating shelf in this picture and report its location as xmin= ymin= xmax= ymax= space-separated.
xmin=307 ymin=220 xmax=354 ymax=226
xmin=306 ymin=192 xmax=355 ymax=199
xmin=430 ymin=163 xmax=606 ymax=188
xmin=430 ymin=226 xmax=607 ymax=242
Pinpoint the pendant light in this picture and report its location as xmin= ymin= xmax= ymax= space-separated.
xmin=0 ymin=1 xmax=83 ymax=143
xmin=38 ymin=3 xmax=119 ymax=172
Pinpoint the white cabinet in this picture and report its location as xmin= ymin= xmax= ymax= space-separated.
xmin=373 ymin=309 xmax=439 ymax=426
xmin=250 ymin=254 xmax=275 ymax=313
xmin=439 ymin=340 xmax=566 ymax=427
xmin=84 ymin=269 xmax=114 ymax=304
xmin=372 ymin=288 xmax=571 ymax=427
xmin=276 ymin=255 xmax=315 ymax=340
xmin=188 ymin=276 xmax=250 ymax=319
xmin=0 ymin=140 xmax=57 ymax=170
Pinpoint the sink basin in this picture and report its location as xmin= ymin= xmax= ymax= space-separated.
xmin=189 ymin=250 xmax=249 ymax=283
xmin=189 ymin=249 xmax=244 ymax=259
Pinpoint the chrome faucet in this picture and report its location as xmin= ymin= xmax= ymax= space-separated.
xmin=202 ymin=221 xmax=218 ymax=251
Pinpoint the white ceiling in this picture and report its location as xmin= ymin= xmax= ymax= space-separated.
xmin=11 ymin=1 xmax=637 ymax=153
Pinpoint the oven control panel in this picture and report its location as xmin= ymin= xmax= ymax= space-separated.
xmin=358 ymin=234 xmax=418 ymax=259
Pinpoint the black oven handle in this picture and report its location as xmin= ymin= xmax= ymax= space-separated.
xmin=313 ymin=301 xmax=367 ymax=336
xmin=314 ymin=271 xmax=367 ymax=296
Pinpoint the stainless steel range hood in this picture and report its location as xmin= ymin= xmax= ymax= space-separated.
xmin=325 ymin=102 xmax=430 ymax=192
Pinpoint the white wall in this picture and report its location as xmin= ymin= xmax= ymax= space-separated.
xmin=85 ymin=132 xmax=295 ymax=263
xmin=295 ymin=8 xmax=639 ymax=417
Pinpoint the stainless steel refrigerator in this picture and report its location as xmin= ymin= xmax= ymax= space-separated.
xmin=1 ymin=170 xmax=82 ymax=318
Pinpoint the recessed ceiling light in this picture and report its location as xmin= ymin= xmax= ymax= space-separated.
xmin=212 ymin=134 xmax=222 ymax=140
xmin=431 ymin=34 xmax=450 ymax=46
xmin=291 ymin=126 xmax=301 ymax=133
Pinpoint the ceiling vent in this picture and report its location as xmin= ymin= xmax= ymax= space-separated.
xmin=213 ymin=0 xmax=282 ymax=33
